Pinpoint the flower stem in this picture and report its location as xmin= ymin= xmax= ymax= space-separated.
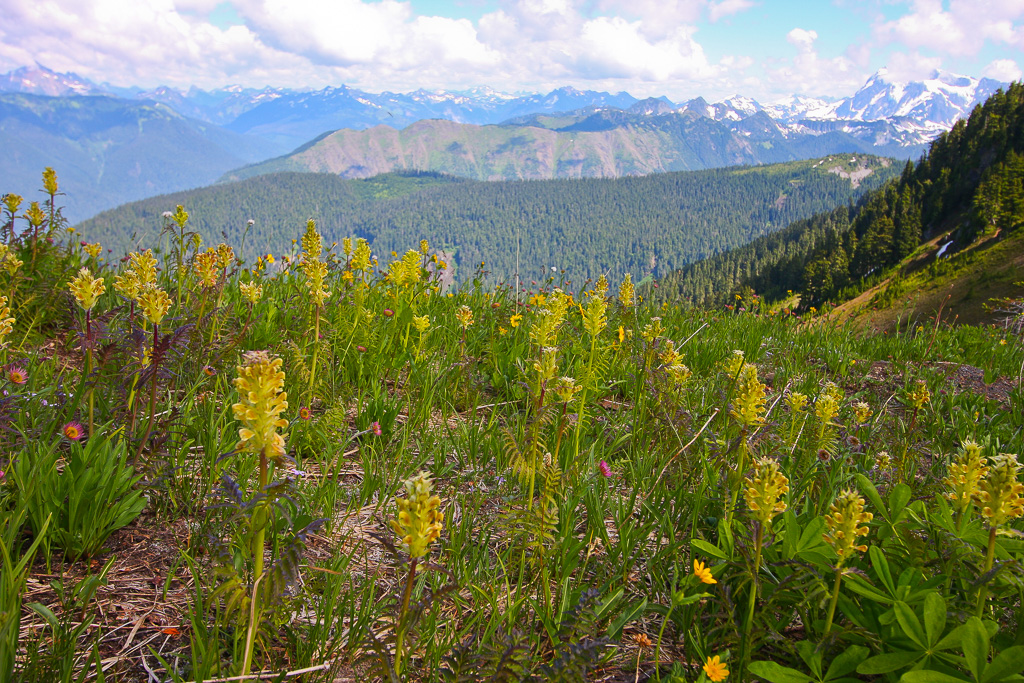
xmin=823 ymin=568 xmax=843 ymax=635
xmin=976 ymin=526 xmax=997 ymax=617
xmin=395 ymin=556 xmax=419 ymax=677
xmin=133 ymin=324 xmax=160 ymax=464
xmin=307 ymin=305 xmax=321 ymax=405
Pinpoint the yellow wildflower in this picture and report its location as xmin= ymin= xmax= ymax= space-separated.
xmin=194 ymin=249 xmax=219 ymax=288
xmin=232 ymin=351 xmax=289 ymax=462
xmin=390 ymin=471 xmax=444 ymax=558
xmin=824 ymin=489 xmax=872 ymax=567
xmin=510 ymin=313 xmax=523 ymax=328
xmin=69 ymin=267 xmax=106 ymax=311
xmin=42 ymin=167 xmax=58 ymax=195
xmin=412 ymin=315 xmax=430 ymax=333
xmin=455 ymin=305 xmax=474 ymax=329
xmin=0 ymin=295 xmax=14 ymax=347
xmin=137 ymin=284 xmax=172 ymax=325
xmin=703 ymin=655 xmax=729 ymax=682
xmin=731 ymin=363 xmax=766 ymax=428
xmin=84 ymin=243 xmax=102 ymax=259
xmin=745 ymin=457 xmax=789 ymax=528
xmin=693 ymin=559 xmax=716 ymax=585
xmin=618 ymin=273 xmax=635 ymax=308
xmin=239 ymin=280 xmax=263 ymax=305
xmin=975 ymin=452 xmax=1024 ymax=528
xmin=945 ymin=440 xmax=988 ymax=516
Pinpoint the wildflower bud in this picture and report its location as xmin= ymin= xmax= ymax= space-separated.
xmin=582 ymin=290 xmax=608 ymax=337
xmin=744 ymin=457 xmax=789 ymax=528
xmin=3 ymin=193 xmax=23 ymax=215
xmin=216 ymin=243 xmax=235 ymax=269
xmin=0 ymin=296 xmax=14 ymax=347
xmin=25 ymin=201 xmax=45 ymax=228
xmin=552 ymin=376 xmax=582 ymax=404
xmin=824 ymin=489 xmax=873 ymax=567
xmin=390 ymin=471 xmax=444 ymax=558
xmin=69 ymin=267 xmax=106 ymax=311
xmin=195 ymin=250 xmax=219 ymax=288
xmin=301 ymin=218 xmax=323 ymax=259
xmin=232 ymin=351 xmax=289 ymax=462
xmin=786 ymin=392 xmax=808 ymax=413
xmin=420 ymin=239 xmax=429 ymax=254
xmin=853 ymin=401 xmax=872 ymax=423
xmin=599 ymin=460 xmax=612 ymax=478
xmin=974 ymin=452 xmax=1024 ymax=529
xmin=533 ymin=346 xmax=559 ymax=383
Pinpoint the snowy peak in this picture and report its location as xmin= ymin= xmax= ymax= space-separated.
xmin=820 ymin=68 xmax=1005 ymax=128
xmin=0 ymin=64 xmax=104 ymax=96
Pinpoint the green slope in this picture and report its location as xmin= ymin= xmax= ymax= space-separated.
xmin=77 ymin=156 xmax=898 ymax=285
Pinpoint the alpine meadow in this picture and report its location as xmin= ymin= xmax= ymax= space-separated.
xmin=1 ymin=11 xmax=1024 ymax=683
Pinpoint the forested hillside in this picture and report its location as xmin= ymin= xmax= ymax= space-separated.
xmin=657 ymin=83 xmax=1024 ymax=308
xmin=76 ymin=157 xmax=898 ymax=284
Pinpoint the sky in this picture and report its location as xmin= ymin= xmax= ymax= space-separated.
xmin=0 ymin=0 xmax=1021 ymax=103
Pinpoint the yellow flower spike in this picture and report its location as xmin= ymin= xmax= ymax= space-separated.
xmin=42 ymin=167 xmax=58 ymax=195
xmin=815 ymin=392 xmax=840 ymax=426
xmin=667 ymin=363 xmax=691 ymax=386
xmin=301 ymin=218 xmax=322 ymax=260
xmin=618 ymin=273 xmax=635 ymax=308
xmin=723 ymin=349 xmax=745 ymax=377
xmin=824 ymin=489 xmax=873 ymax=567
xmin=693 ymin=559 xmax=716 ymax=584
xmin=412 ymin=315 xmax=430 ymax=333
xmin=595 ymin=273 xmax=609 ymax=298
xmin=945 ymin=440 xmax=988 ymax=516
xmin=84 ymin=243 xmax=102 ymax=259
xmin=975 ymin=452 xmax=1024 ymax=529
xmin=703 ymin=655 xmax=729 ymax=682
xmin=239 ymin=280 xmax=263 ymax=305
xmin=25 ymin=201 xmax=45 ymax=228
xmin=420 ymin=239 xmax=429 ymax=255
xmin=351 ymin=238 xmax=372 ymax=272
xmin=129 ymin=249 xmax=158 ymax=286
xmin=582 ymin=289 xmax=608 ymax=337
xmin=69 ymin=267 xmax=106 ymax=311
xmin=533 ymin=346 xmax=559 ymax=383
xmin=390 ymin=471 xmax=444 ymax=558
xmin=0 ymin=295 xmax=15 ymax=347
xmin=906 ymin=380 xmax=931 ymax=410
xmin=216 ymin=243 xmax=235 ymax=269
xmin=3 ymin=193 xmax=23 ymax=215
xmin=114 ymin=269 xmax=141 ymax=302
xmin=455 ymin=305 xmax=474 ymax=329
xmin=342 ymin=237 xmax=352 ymax=257
xmin=731 ymin=363 xmax=766 ymax=428
xmin=231 ymin=351 xmax=289 ymax=462
xmin=137 ymin=284 xmax=172 ymax=325
xmin=853 ymin=401 xmax=872 ymax=423
xmin=2 ymin=250 xmax=22 ymax=276
xmin=194 ymin=249 xmax=219 ymax=288
xmin=552 ymin=376 xmax=583 ymax=404
xmin=744 ymin=457 xmax=789 ymax=528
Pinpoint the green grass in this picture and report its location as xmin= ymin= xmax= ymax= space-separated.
xmin=1 ymin=188 xmax=1024 ymax=682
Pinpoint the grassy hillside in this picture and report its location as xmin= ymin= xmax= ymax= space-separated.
xmin=222 ymin=112 xmax=918 ymax=184
xmin=75 ymin=156 xmax=899 ymax=284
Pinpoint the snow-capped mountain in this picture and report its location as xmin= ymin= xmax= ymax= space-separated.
xmin=0 ymin=64 xmax=105 ymax=96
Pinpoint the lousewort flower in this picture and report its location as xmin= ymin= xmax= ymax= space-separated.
xmin=69 ymin=267 xmax=106 ymax=311
xmin=138 ymin=284 xmax=172 ymax=325
xmin=232 ymin=351 xmax=289 ymax=462
xmin=744 ymin=457 xmax=789 ymax=529
xmin=945 ymin=440 xmax=988 ymax=517
xmin=975 ymin=452 xmax=1024 ymax=529
xmin=390 ymin=471 xmax=444 ymax=558
xmin=824 ymin=489 xmax=873 ymax=567
xmin=6 ymin=366 xmax=27 ymax=385
xmin=62 ymin=421 xmax=85 ymax=441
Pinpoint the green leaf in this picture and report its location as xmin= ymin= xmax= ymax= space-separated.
xmin=825 ymin=645 xmax=869 ymax=680
xmin=895 ymin=601 xmax=927 ymax=648
xmin=691 ymin=538 xmax=727 ymax=560
xmin=963 ymin=617 xmax=990 ymax=682
xmin=871 ymin=545 xmax=896 ymax=595
xmin=845 ymin=574 xmax=893 ymax=604
xmin=859 ymin=651 xmax=924 ymax=675
xmin=900 ymin=671 xmax=972 ymax=683
xmin=888 ymin=484 xmax=912 ymax=521
xmin=607 ymin=598 xmax=647 ymax=640
xmin=923 ymin=592 xmax=947 ymax=646
xmin=855 ymin=474 xmax=886 ymax=521
xmin=748 ymin=661 xmax=815 ymax=683
xmin=983 ymin=646 xmax=1024 ymax=683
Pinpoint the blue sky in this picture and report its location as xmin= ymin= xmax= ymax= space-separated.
xmin=1 ymin=0 xmax=1020 ymax=102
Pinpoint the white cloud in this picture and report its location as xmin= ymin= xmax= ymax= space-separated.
xmin=575 ymin=17 xmax=715 ymax=80
xmin=708 ymin=0 xmax=755 ymax=23
xmin=882 ymin=51 xmax=944 ymax=82
xmin=983 ymin=58 xmax=1023 ymax=81
xmin=766 ymin=27 xmax=864 ymax=97
xmin=875 ymin=0 xmax=1024 ymax=57
xmin=786 ymin=27 xmax=818 ymax=51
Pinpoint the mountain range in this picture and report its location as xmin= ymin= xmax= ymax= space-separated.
xmin=0 ymin=64 xmax=1010 ymax=222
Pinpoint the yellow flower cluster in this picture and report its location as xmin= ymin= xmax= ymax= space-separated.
xmin=0 ymin=244 xmax=23 ymax=275
xmin=25 ymin=202 xmax=45 ymax=228
xmin=815 ymin=383 xmax=843 ymax=425
xmin=232 ymin=351 xmax=289 ymax=462
xmin=534 ymin=346 xmax=559 ymax=383
xmin=455 ymin=304 xmax=474 ymax=329
xmin=744 ymin=457 xmax=789 ymax=528
xmin=194 ymin=249 xmax=220 ymax=288
xmin=853 ymin=401 xmax=872 ymax=423
xmin=0 ymin=295 xmax=14 ymax=347
xmin=69 ymin=267 xmax=106 ymax=311
xmin=975 ymin=452 xmax=1024 ymax=528
xmin=216 ymin=243 xmax=234 ymax=269
xmin=170 ymin=205 xmax=189 ymax=229
xmin=115 ymin=249 xmax=158 ymax=303
xmin=731 ymin=363 xmax=766 ymax=428
xmin=389 ymin=249 xmax=423 ymax=287
xmin=138 ymin=284 xmax=172 ymax=325
xmin=906 ymin=380 xmax=930 ymax=410
xmin=84 ymin=243 xmax=102 ymax=259
xmin=786 ymin=392 xmax=808 ymax=413
xmin=390 ymin=471 xmax=444 ymax=558
xmin=42 ymin=167 xmax=58 ymax=196
xmin=351 ymin=238 xmax=372 ymax=272
xmin=618 ymin=273 xmax=635 ymax=308
xmin=824 ymin=489 xmax=872 ymax=567
xmin=552 ymin=376 xmax=582 ymax=404
xmin=300 ymin=220 xmax=331 ymax=306
xmin=945 ymin=440 xmax=988 ymax=516
xmin=582 ymin=289 xmax=607 ymax=337
xmin=239 ymin=280 xmax=263 ymax=305
xmin=412 ymin=315 xmax=430 ymax=333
